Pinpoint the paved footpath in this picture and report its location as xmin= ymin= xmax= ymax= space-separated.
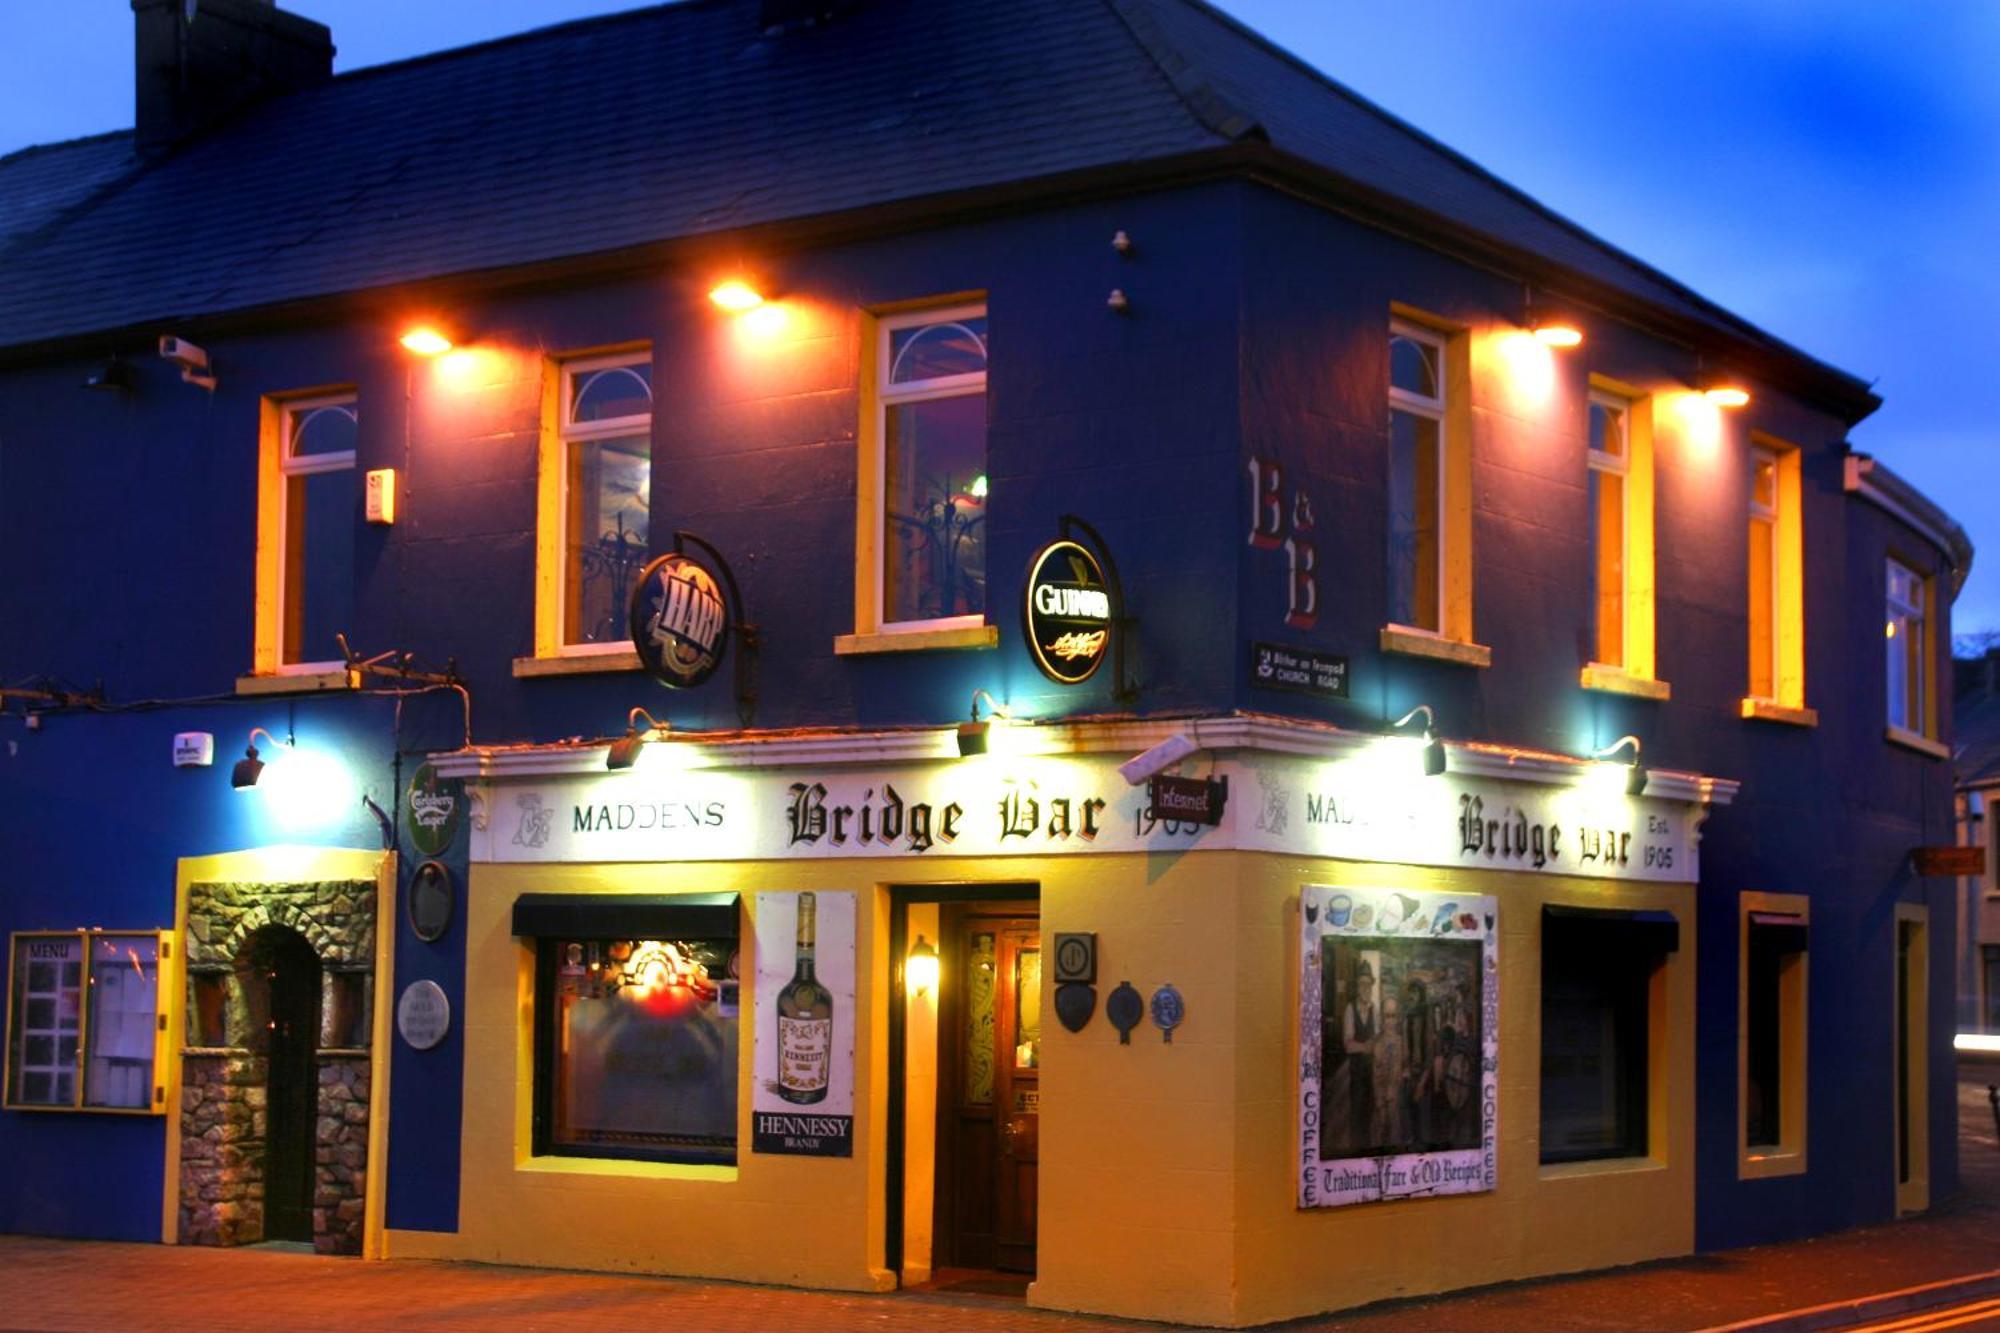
xmin=3 ymin=1068 xmax=1996 ymax=1332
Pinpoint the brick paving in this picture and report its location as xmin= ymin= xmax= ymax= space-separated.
xmin=2 ymin=1067 xmax=1996 ymax=1332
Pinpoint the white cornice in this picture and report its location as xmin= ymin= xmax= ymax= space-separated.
xmin=429 ymin=712 xmax=1737 ymax=806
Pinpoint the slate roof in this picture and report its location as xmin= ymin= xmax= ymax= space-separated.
xmin=0 ymin=0 xmax=1875 ymax=406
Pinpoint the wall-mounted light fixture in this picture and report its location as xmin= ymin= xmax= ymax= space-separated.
xmin=957 ymin=689 xmax=1009 ymax=758
xmin=1697 ymin=364 xmax=1750 ymax=409
xmin=399 ymin=326 xmax=454 ymax=357
xmin=1392 ymin=705 xmax=1448 ymax=777
xmin=708 ymin=280 xmax=765 ymax=312
xmin=1593 ymin=734 xmax=1649 ymax=796
xmin=906 ymin=935 xmax=939 ymax=997
xmin=1532 ymin=322 xmax=1583 ymax=349
xmin=607 ymin=707 xmax=670 ymax=770
xmin=231 ymin=726 xmax=283 ymax=789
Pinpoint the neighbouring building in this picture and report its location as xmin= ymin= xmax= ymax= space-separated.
xmin=0 ymin=0 xmax=1974 ymax=1324
xmin=1953 ymin=646 xmax=2000 ymax=1039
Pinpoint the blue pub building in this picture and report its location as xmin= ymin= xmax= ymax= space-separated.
xmin=0 ymin=0 xmax=1973 ymax=1323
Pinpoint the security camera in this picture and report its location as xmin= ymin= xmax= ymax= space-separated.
xmin=158 ymin=335 xmax=216 ymax=391
xmin=1118 ymin=732 xmax=1198 ymax=787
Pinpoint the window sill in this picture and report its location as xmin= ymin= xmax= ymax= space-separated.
xmin=235 ymin=668 xmax=360 ymax=696
xmin=1739 ymin=1147 xmax=1807 ymax=1180
xmin=835 ymin=625 xmax=998 ymax=656
xmin=1741 ymin=698 xmax=1819 ymax=727
xmin=1379 ymin=626 xmax=1491 ymax=668
xmin=517 ymin=1154 xmax=738 ymax=1184
xmin=1581 ymin=664 xmax=1671 ymax=700
xmin=513 ymin=650 xmax=643 ymax=679
xmin=1537 ymin=1154 xmax=1665 ymax=1183
xmin=1886 ymin=725 xmax=1950 ymax=761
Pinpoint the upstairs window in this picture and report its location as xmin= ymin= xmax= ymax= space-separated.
xmin=876 ymin=305 xmax=988 ymax=630
xmin=1886 ymin=558 xmax=1930 ymax=737
xmin=1744 ymin=438 xmax=1805 ymax=715
xmin=267 ymin=394 xmax=357 ymax=671
xmin=1748 ymin=448 xmax=1780 ymax=698
xmin=1588 ymin=391 xmax=1630 ymax=669
xmin=536 ymin=348 xmax=652 ymax=648
xmin=1387 ymin=321 xmax=1445 ymax=634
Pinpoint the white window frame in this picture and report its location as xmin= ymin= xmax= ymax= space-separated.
xmin=276 ymin=394 xmax=358 ymax=673
xmin=1588 ymin=389 xmax=1633 ymax=668
xmin=1387 ymin=319 xmax=1447 ymax=638
xmin=1886 ymin=556 xmax=1927 ymax=735
xmin=556 ymin=351 xmax=654 ymax=657
xmin=873 ymin=302 xmax=989 ymax=634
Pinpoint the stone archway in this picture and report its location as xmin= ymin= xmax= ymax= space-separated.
xmin=180 ymin=878 xmax=376 ymax=1254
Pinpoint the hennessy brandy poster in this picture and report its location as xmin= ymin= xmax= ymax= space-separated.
xmin=1297 ymin=884 xmax=1499 ymax=1208
xmin=752 ymin=890 xmax=856 ymax=1156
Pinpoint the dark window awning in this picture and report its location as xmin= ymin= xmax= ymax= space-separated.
xmin=1543 ymin=903 xmax=1680 ymax=955
xmin=511 ymin=893 xmax=740 ymax=940
xmin=1748 ymin=911 xmax=1809 ymax=955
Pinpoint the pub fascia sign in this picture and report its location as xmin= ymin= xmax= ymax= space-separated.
xmin=467 ymin=748 xmax=1699 ymax=882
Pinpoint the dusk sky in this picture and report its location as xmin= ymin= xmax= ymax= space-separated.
xmin=5 ymin=2 xmax=1995 ymax=635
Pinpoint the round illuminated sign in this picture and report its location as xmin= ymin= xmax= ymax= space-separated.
xmin=1022 ymin=539 xmax=1113 ymax=685
xmin=629 ymin=553 xmax=730 ymax=689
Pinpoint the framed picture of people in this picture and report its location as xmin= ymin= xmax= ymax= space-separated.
xmin=1296 ymin=884 xmax=1498 ymax=1208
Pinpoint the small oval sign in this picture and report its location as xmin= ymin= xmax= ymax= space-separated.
xmin=1022 ymin=538 xmax=1112 ymax=685
xmin=630 ymin=552 xmax=730 ymax=689
xmin=396 ymin=979 xmax=451 ymax=1051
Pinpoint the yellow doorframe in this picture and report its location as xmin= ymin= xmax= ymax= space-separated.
xmin=162 ymin=846 xmax=396 ymax=1254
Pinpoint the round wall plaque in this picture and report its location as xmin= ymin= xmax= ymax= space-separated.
xmin=1106 ymin=980 xmax=1143 ymax=1045
xmin=408 ymin=859 xmax=454 ymax=943
xmin=629 ymin=552 xmax=730 ymax=689
xmin=404 ymin=762 xmax=463 ymax=857
xmin=1022 ymin=538 xmax=1112 ymax=685
xmin=396 ymin=979 xmax=451 ymax=1051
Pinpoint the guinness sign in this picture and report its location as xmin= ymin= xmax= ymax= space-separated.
xmin=1023 ymin=538 xmax=1113 ymax=684
xmin=630 ymin=552 xmax=729 ymax=689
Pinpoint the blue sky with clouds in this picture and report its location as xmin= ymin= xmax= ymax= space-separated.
xmin=6 ymin=2 xmax=1995 ymax=634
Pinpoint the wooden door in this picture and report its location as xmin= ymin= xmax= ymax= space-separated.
xmin=264 ymin=930 xmax=322 ymax=1243
xmin=936 ymin=906 xmax=1039 ymax=1273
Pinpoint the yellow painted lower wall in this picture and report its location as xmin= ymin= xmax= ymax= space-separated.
xmin=1219 ymin=856 xmax=1696 ymax=1327
xmin=392 ymin=850 xmax=1694 ymax=1328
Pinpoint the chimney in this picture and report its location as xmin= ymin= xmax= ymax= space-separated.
xmin=133 ymin=0 xmax=333 ymax=156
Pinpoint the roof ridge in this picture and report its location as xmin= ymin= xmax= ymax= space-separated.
xmin=0 ymin=128 xmax=134 ymax=170
xmin=315 ymin=0 xmax=706 ymax=91
xmin=1148 ymin=0 xmax=1868 ymax=389
xmin=1103 ymin=0 xmax=1264 ymax=144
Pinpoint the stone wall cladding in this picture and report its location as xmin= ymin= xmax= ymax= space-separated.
xmin=179 ymin=878 xmax=375 ymax=1255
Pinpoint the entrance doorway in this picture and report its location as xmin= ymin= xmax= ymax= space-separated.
xmin=888 ymin=888 xmax=1039 ymax=1291
xmin=256 ymin=927 xmax=322 ymax=1243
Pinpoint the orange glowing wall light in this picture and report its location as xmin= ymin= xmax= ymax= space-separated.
xmin=400 ymin=326 xmax=454 ymax=357
xmin=708 ymin=280 xmax=765 ymax=312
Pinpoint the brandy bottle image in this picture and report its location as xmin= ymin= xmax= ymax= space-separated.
xmin=776 ymin=892 xmax=832 ymax=1104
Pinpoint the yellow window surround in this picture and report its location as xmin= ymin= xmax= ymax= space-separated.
xmin=252 ymin=387 xmax=357 ymax=679
xmin=532 ymin=344 xmax=651 ymax=668
xmin=1580 ymin=378 xmax=1662 ymax=696
xmin=1383 ymin=303 xmax=1479 ymax=659
xmin=845 ymin=295 xmax=995 ymax=655
xmin=1744 ymin=434 xmax=1805 ymax=713
xmin=1738 ymin=890 xmax=1809 ymax=1180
